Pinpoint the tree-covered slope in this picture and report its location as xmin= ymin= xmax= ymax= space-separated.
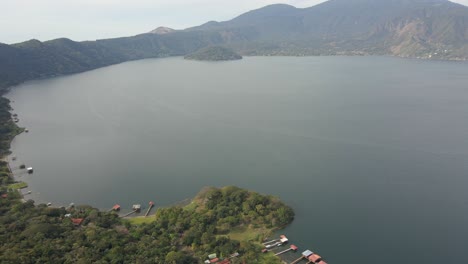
xmin=185 ymin=46 xmax=242 ymax=61
xmin=0 ymin=31 xmax=226 ymax=90
xmin=0 ymin=158 xmax=293 ymax=263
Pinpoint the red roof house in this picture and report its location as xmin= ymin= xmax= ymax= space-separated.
xmin=71 ymin=218 xmax=84 ymax=226
xmin=308 ymin=254 xmax=322 ymax=263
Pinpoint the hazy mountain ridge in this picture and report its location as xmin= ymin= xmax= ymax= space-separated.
xmin=0 ymin=0 xmax=467 ymax=90
xmin=149 ymin=27 xmax=176 ymax=34
xmin=0 ymin=31 xmax=225 ymax=89
xmin=191 ymin=0 xmax=468 ymax=58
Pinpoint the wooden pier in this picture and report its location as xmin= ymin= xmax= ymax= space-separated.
xmin=133 ymin=204 xmax=141 ymax=212
xmin=263 ymin=239 xmax=280 ymax=245
xmin=144 ymin=201 xmax=154 ymax=217
xmin=290 ymin=256 xmax=304 ymax=264
xmin=290 ymin=250 xmax=313 ymax=264
xmin=275 ymin=245 xmax=298 ymax=256
xmin=121 ymin=210 xmax=137 ymax=217
xmin=264 ymin=234 xmax=328 ymax=264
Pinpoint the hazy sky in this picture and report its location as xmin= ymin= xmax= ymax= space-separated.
xmin=1 ymin=0 xmax=467 ymax=44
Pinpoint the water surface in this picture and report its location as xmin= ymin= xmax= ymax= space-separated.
xmin=7 ymin=56 xmax=468 ymax=264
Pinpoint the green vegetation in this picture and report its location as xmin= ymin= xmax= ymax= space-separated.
xmin=223 ymin=226 xmax=270 ymax=242
xmin=0 ymin=184 xmax=293 ymax=263
xmin=8 ymin=181 xmax=28 ymax=190
xmin=0 ymin=31 xmax=226 ymax=88
xmin=0 ymin=97 xmax=22 ymax=157
xmin=185 ymin=46 xmax=242 ymax=61
xmin=0 ymin=94 xmax=21 ymax=189
xmin=0 ymin=92 xmax=293 ymax=263
xmin=127 ymin=216 xmax=157 ymax=225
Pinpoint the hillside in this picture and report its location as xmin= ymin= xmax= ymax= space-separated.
xmin=1 ymin=0 xmax=467 ymax=90
xmin=149 ymin=27 xmax=176 ymax=34
xmin=0 ymin=31 xmax=226 ymax=90
xmin=185 ymin=46 xmax=242 ymax=61
xmin=189 ymin=0 xmax=468 ymax=59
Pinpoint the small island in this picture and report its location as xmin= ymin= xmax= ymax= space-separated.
xmin=184 ymin=46 xmax=243 ymax=61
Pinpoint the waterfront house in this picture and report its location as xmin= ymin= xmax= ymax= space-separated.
xmin=71 ymin=218 xmax=84 ymax=226
xmin=308 ymin=253 xmax=322 ymax=263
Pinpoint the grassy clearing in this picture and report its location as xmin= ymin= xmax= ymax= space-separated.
xmin=219 ymin=226 xmax=273 ymax=243
xmin=126 ymin=216 xmax=156 ymax=225
xmin=127 ymin=201 xmax=198 ymax=226
xmin=8 ymin=181 xmax=28 ymax=189
xmin=183 ymin=201 xmax=198 ymax=212
xmin=218 ymin=226 xmax=283 ymax=263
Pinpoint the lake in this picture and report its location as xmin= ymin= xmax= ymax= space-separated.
xmin=6 ymin=56 xmax=468 ymax=264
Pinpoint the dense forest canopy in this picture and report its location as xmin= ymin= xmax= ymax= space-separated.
xmin=185 ymin=46 xmax=242 ymax=61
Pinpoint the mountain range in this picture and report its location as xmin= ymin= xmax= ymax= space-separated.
xmin=1 ymin=0 xmax=467 ymax=89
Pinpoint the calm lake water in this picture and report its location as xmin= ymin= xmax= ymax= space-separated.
xmin=6 ymin=56 xmax=468 ymax=264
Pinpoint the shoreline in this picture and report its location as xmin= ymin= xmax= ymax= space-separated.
xmin=5 ymin=142 xmax=195 ymax=218
xmin=1 ymin=53 xmax=466 ymax=96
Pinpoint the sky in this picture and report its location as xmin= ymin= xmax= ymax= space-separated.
xmin=1 ymin=0 xmax=467 ymax=44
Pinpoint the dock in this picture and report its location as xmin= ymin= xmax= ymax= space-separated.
xmin=263 ymin=238 xmax=280 ymax=245
xmin=121 ymin=210 xmax=137 ymax=217
xmin=275 ymin=245 xmax=298 ymax=256
xmin=289 ymin=250 xmax=328 ymax=264
xmin=266 ymin=241 xmax=283 ymax=249
xmin=262 ymin=234 xmax=329 ymax=264
xmin=144 ymin=201 xmax=154 ymax=217
xmin=132 ymin=204 xmax=141 ymax=212
xmin=290 ymin=250 xmax=313 ymax=264
xmin=264 ymin=234 xmax=289 ymax=249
